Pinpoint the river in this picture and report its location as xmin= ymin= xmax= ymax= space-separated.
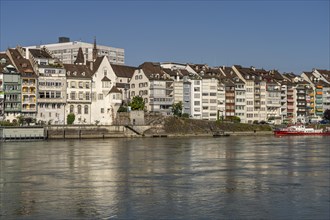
xmin=0 ymin=136 xmax=329 ymax=219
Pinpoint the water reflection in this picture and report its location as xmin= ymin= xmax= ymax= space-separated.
xmin=0 ymin=136 xmax=329 ymax=219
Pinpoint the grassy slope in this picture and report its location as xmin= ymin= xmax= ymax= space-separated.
xmin=163 ymin=117 xmax=272 ymax=134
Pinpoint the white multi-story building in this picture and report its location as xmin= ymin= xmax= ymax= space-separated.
xmin=90 ymin=56 xmax=120 ymax=125
xmin=63 ymin=55 xmax=93 ymax=124
xmin=233 ymin=77 xmax=246 ymax=123
xmin=26 ymin=37 xmax=124 ymax=65
xmin=200 ymin=76 xmax=218 ymax=120
xmin=130 ymin=62 xmax=174 ymax=114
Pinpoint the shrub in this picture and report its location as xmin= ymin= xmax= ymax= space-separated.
xmin=67 ymin=113 xmax=75 ymax=125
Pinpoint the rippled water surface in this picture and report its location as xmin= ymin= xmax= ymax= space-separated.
xmin=1 ymin=136 xmax=329 ymax=219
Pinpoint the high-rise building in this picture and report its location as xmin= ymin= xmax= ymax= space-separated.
xmin=26 ymin=37 xmax=125 ymax=65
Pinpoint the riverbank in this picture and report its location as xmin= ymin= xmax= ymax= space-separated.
xmin=1 ymin=117 xmax=274 ymax=141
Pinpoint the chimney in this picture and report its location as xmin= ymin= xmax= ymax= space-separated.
xmin=26 ymin=48 xmax=29 ymax=59
xmin=90 ymin=61 xmax=93 ymax=71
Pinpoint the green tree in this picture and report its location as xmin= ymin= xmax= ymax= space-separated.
xmin=67 ymin=113 xmax=75 ymax=125
xmin=172 ymin=101 xmax=183 ymax=117
xmin=16 ymin=115 xmax=24 ymax=126
xmin=232 ymin=116 xmax=241 ymax=123
xmin=129 ymin=96 xmax=145 ymax=110
xmin=324 ymin=109 xmax=330 ymax=120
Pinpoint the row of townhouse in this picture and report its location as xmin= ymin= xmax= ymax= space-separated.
xmin=1 ymin=44 xmax=329 ymax=125
xmin=129 ymin=62 xmax=329 ymax=124
xmin=0 ymin=45 xmax=135 ymax=125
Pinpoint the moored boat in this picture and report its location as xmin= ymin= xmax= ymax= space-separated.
xmin=274 ymin=124 xmax=330 ymax=136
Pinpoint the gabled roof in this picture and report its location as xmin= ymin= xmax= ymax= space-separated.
xmin=7 ymin=48 xmax=36 ymax=77
xmin=139 ymin=62 xmax=171 ymax=80
xmin=111 ymin=64 xmax=136 ymax=78
xmin=188 ymin=64 xmax=208 ymax=74
xmin=29 ymin=48 xmax=52 ymax=59
xmin=109 ymin=86 xmax=121 ymax=94
xmin=315 ymin=69 xmax=330 ymax=82
xmin=0 ymin=53 xmax=17 ymax=73
xmin=101 ymin=76 xmax=111 ymax=81
xmin=63 ymin=64 xmax=92 ymax=79
xmin=87 ymin=56 xmax=105 ymax=74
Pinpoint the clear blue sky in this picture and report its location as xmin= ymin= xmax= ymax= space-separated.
xmin=1 ymin=0 xmax=329 ymax=74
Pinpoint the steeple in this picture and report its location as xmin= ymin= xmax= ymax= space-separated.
xmin=92 ymin=36 xmax=98 ymax=61
xmin=74 ymin=47 xmax=85 ymax=65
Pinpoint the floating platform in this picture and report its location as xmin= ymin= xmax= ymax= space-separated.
xmin=0 ymin=127 xmax=45 ymax=141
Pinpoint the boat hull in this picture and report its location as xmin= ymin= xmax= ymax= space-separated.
xmin=274 ymin=131 xmax=330 ymax=136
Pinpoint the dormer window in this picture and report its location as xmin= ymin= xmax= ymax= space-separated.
xmin=82 ymin=72 xmax=85 ymax=76
xmin=67 ymin=71 xmax=70 ymax=75
xmin=22 ymin=63 xmax=27 ymax=68
xmin=0 ymin=58 xmax=6 ymax=64
xmin=73 ymin=71 xmax=77 ymax=76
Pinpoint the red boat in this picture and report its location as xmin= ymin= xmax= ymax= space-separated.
xmin=274 ymin=124 xmax=330 ymax=136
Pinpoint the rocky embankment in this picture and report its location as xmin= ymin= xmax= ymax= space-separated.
xmin=144 ymin=117 xmax=273 ymax=136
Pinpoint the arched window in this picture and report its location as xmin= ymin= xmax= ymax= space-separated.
xmin=70 ymin=105 xmax=74 ymax=113
xmin=84 ymin=105 xmax=88 ymax=114
xmin=77 ymin=105 xmax=82 ymax=114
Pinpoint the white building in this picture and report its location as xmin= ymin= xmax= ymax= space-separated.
xmin=90 ymin=56 xmax=120 ymax=125
xmin=26 ymin=37 xmax=124 ymax=65
xmin=63 ymin=58 xmax=93 ymax=124
xmin=130 ymin=62 xmax=174 ymax=114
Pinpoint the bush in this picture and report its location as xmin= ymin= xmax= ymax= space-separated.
xmin=67 ymin=113 xmax=75 ymax=125
xmin=0 ymin=120 xmax=15 ymax=126
xmin=117 ymin=106 xmax=128 ymax=112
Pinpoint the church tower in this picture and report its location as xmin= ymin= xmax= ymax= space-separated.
xmin=92 ymin=37 xmax=98 ymax=61
xmin=74 ymin=47 xmax=85 ymax=65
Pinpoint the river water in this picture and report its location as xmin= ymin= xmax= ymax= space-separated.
xmin=0 ymin=136 xmax=329 ymax=219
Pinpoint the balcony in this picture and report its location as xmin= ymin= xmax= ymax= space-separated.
xmin=149 ymin=97 xmax=173 ymax=105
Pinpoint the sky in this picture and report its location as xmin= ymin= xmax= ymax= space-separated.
xmin=0 ymin=0 xmax=329 ymax=74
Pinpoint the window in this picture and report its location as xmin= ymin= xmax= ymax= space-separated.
xmin=79 ymin=92 xmax=83 ymax=100
xmin=70 ymin=92 xmax=75 ymax=100
xmin=70 ymin=81 xmax=76 ymax=88
xmin=79 ymin=82 xmax=83 ymax=88
xmin=85 ymin=82 xmax=90 ymax=89
xmin=84 ymin=105 xmax=88 ymax=114
xmin=101 ymin=108 xmax=104 ymax=113
xmin=39 ymin=92 xmax=45 ymax=98
xmin=98 ymin=94 xmax=103 ymax=100
xmin=102 ymin=81 xmax=111 ymax=88
xmin=104 ymin=69 xmax=107 ymax=76
xmin=86 ymin=92 xmax=90 ymax=100
xmin=70 ymin=105 xmax=74 ymax=113
xmin=77 ymin=105 xmax=82 ymax=114
xmin=56 ymin=92 xmax=61 ymax=98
